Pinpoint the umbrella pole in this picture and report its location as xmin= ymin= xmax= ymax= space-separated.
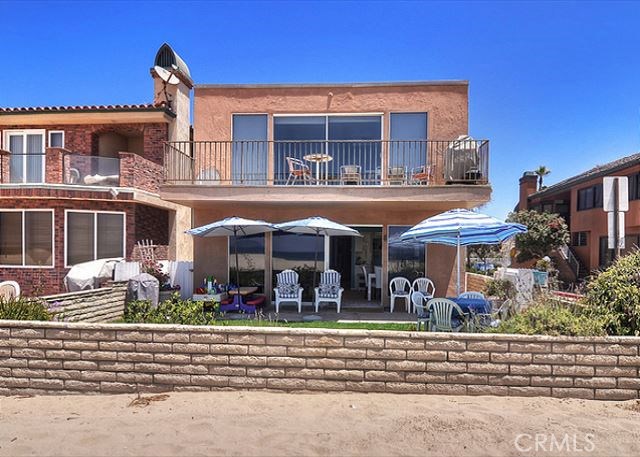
xmin=313 ymin=230 xmax=319 ymax=292
xmin=456 ymin=233 xmax=461 ymax=296
xmin=234 ymin=229 xmax=241 ymax=292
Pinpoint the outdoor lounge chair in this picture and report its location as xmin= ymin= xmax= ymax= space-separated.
xmin=274 ymin=269 xmax=304 ymax=313
xmin=285 ymin=157 xmax=314 ymax=185
xmin=314 ymin=269 xmax=344 ymax=313
xmin=340 ymin=165 xmax=362 ymax=185
xmin=411 ymin=291 xmax=430 ymax=331
xmin=389 ymin=277 xmax=411 ymax=313
xmin=410 ymin=165 xmax=433 ymax=185
xmin=427 ymin=298 xmax=467 ymax=332
xmin=0 ymin=281 xmax=20 ymax=300
xmin=411 ymin=277 xmax=435 ymax=311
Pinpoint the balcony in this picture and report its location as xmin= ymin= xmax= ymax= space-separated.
xmin=163 ymin=139 xmax=489 ymax=187
xmin=64 ymin=154 xmax=120 ymax=186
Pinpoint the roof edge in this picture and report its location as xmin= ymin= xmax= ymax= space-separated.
xmin=195 ymin=80 xmax=469 ymax=90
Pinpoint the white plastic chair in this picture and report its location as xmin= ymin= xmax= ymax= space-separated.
xmin=459 ymin=291 xmax=485 ymax=300
xmin=411 ymin=291 xmax=429 ymax=331
xmin=411 ymin=278 xmax=435 ymax=311
xmin=274 ymin=269 xmax=303 ymax=313
xmin=0 ymin=281 xmax=20 ymax=300
xmin=427 ymin=298 xmax=466 ymax=332
xmin=314 ymin=270 xmax=344 ymax=313
xmin=389 ymin=277 xmax=411 ymax=313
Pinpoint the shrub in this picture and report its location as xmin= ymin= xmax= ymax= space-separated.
xmin=124 ymin=295 xmax=217 ymax=326
xmin=506 ymin=210 xmax=569 ymax=262
xmin=483 ymin=278 xmax=515 ymax=300
xmin=0 ymin=297 xmax=51 ymax=321
xmin=489 ymin=299 xmax=606 ymax=336
xmin=582 ymin=249 xmax=640 ymax=336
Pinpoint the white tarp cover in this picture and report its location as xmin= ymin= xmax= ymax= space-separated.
xmin=127 ymin=273 xmax=159 ymax=307
xmin=64 ymin=258 xmax=123 ymax=292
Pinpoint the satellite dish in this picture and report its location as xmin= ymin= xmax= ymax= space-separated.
xmin=154 ymin=65 xmax=180 ymax=85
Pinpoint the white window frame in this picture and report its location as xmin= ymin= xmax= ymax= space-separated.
xmin=48 ymin=130 xmax=65 ymax=148
xmin=64 ymin=210 xmax=126 ymax=268
xmin=1 ymin=129 xmax=46 ymax=184
xmin=0 ymin=209 xmax=55 ymax=268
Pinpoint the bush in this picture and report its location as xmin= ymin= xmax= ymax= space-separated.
xmin=489 ymin=299 xmax=606 ymax=336
xmin=483 ymin=278 xmax=515 ymax=300
xmin=124 ymin=294 xmax=217 ymax=326
xmin=0 ymin=297 xmax=51 ymax=321
xmin=506 ymin=210 xmax=569 ymax=262
xmin=582 ymin=249 xmax=640 ymax=336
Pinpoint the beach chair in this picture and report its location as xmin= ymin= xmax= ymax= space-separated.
xmin=389 ymin=277 xmax=411 ymax=313
xmin=0 ymin=281 xmax=20 ymax=300
xmin=314 ymin=270 xmax=344 ymax=313
xmin=411 ymin=291 xmax=430 ymax=331
xmin=274 ymin=269 xmax=303 ymax=313
xmin=427 ymin=298 xmax=466 ymax=332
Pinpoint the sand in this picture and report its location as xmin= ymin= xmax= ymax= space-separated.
xmin=0 ymin=391 xmax=639 ymax=456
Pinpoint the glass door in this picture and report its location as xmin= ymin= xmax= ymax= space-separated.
xmin=6 ymin=131 xmax=45 ymax=183
xmin=232 ymin=115 xmax=268 ymax=185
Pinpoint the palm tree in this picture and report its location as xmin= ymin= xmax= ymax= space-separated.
xmin=535 ymin=165 xmax=551 ymax=190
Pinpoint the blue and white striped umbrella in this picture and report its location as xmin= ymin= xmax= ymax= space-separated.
xmin=400 ymin=209 xmax=527 ymax=295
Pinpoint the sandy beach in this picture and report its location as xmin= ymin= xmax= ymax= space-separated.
xmin=0 ymin=391 xmax=639 ymax=457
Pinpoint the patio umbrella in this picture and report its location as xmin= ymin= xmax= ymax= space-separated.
xmin=186 ymin=217 xmax=276 ymax=291
xmin=274 ymin=217 xmax=361 ymax=290
xmin=400 ymin=208 xmax=527 ymax=296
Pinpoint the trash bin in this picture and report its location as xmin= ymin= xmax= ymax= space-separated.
xmin=127 ymin=273 xmax=160 ymax=307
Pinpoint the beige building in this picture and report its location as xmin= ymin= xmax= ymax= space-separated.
xmin=161 ymin=81 xmax=491 ymax=307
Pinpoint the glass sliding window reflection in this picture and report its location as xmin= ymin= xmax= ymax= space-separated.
xmin=328 ymin=116 xmax=381 ymax=184
xmin=390 ymin=113 xmax=428 ymax=178
xmin=388 ymin=225 xmax=425 ymax=282
xmin=232 ymin=115 xmax=268 ymax=185
xmin=229 ymin=233 xmax=265 ymax=289
xmin=274 ymin=116 xmax=326 ymax=184
xmin=272 ymin=232 xmax=324 ymax=299
xmin=66 ymin=211 xmax=124 ymax=266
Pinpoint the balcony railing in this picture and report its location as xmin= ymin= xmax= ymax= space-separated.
xmin=63 ymin=154 xmax=120 ymax=186
xmin=164 ymin=139 xmax=489 ymax=186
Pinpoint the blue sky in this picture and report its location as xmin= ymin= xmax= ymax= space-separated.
xmin=2 ymin=1 xmax=639 ymax=218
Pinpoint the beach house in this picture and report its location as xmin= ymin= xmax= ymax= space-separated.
xmin=161 ymin=80 xmax=491 ymax=306
xmin=0 ymin=44 xmax=193 ymax=294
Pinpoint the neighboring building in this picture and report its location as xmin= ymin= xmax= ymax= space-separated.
xmin=161 ymin=81 xmax=491 ymax=305
xmin=0 ymin=44 xmax=193 ymax=295
xmin=518 ymin=153 xmax=640 ymax=275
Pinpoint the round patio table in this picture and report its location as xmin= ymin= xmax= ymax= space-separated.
xmin=303 ymin=153 xmax=333 ymax=184
xmin=447 ymin=297 xmax=491 ymax=315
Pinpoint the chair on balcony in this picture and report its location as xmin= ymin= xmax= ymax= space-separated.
xmin=387 ymin=166 xmax=406 ymax=185
xmin=410 ymin=165 xmax=434 ymax=185
xmin=274 ymin=269 xmax=303 ymax=313
xmin=285 ymin=157 xmax=315 ymax=185
xmin=314 ymin=269 xmax=344 ymax=313
xmin=340 ymin=165 xmax=362 ymax=185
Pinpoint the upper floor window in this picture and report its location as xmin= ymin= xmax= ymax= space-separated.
xmin=628 ymin=172 xmax=640 ymax=200
xmin=0 ymin=210 xmax=54 ymax=267
xmin=577 ymin=184 xmax=603 ymax=211
xmin=48 ymin=131 xmax=64 ymax=148
xmin=65 ymin=211 xmax=125 ymax=266
xmin=2 ymin=130 xmax=45 ymax=183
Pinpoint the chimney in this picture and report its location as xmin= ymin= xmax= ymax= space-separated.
xmin=518 ymin=171 xmax=538 ymax=211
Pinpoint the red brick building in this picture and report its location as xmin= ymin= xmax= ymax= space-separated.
xmin=0 ymin=44 xmax=193 ymax=295
xmin=518 ymin=153 xmax=640 ymax=276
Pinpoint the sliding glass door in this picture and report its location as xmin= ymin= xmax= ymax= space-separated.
xmin=5 ymin=130 xmax=45 ymax=183
xmin=232 ymin=115 xmax=268 ymax=185
xmin=389 ymin=113 xmax=428 ymax=174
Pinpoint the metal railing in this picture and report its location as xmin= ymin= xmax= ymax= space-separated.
xmin=163 ymin=139 xmax=489 ymax=186
xmin=63 ymin=154 xmax=120 ymax=186
xmin=559 ymin=244 xmax=581 ymax=278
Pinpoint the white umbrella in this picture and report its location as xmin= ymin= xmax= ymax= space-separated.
xmin=274 ymin=217 xmax=361 ymax=289
xmin=186 ymin=217 xmax=276 ymax=291
xmin=400 ymin=209 xmax=527 ymax=296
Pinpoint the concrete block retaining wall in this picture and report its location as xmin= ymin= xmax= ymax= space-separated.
xmin=0 ymin=320 xmax=639 ymax=400
xmin=41 ymin=282 xmax=128 ymax=323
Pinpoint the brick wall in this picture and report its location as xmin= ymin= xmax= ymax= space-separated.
xmin=0 ymin=199 xmax=169 ymax=295
xmin=118 ymin=152 xmax=163 ymax=193
xmin=0 ymin=322 xmax=638 ymax=400
xmin=465 ymin=272 xmax=492 ymax=293
xmin=42 ymin=282 xmax=128 ymax=323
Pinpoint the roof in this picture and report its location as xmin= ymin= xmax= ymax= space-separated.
xmin=196 ymin=80 xmax=469 ymax=89
xmin=0 ymin=103 xmax=174 ymax=116
xmin=530 ymin=152 xmax=640 ymax=199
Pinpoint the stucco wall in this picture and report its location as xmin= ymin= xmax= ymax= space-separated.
xmin=0 ymin=321 xmax=638 ymax=400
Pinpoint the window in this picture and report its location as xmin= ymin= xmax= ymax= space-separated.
xmin=390 ymin=113 xmax=428 ymax=171
xmin=3 ymin=130 xmax=45 ymax=183
xmin=65 ymin=211 xmax=125 ymax=266
xmin=629 ymin=173 xmax=640 ymax=200
xmin=572 ymin=231 xmax=588 ymax=247
xmin=232 ymin=114 xmax=268 ymax=185
xmin=577 ymin=184 xmax=603 ymax=211
xmin=48 ymin=131 xmax=64 ymax=148
xmin=599 ymin=234 xmax=640 ymax=268
xmin=0 ymin=210 xmax=54 ymax=267
xmin=388 ymin=225 xmax=425 ymax=282
xmin=272 ymin=232 xmax=324 ymax=300
xmin=229 ymin=233 xmax=265 ymax=288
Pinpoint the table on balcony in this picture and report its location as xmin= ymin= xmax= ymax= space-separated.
xmin=303 ymin=153 xmax=333 ymax=184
